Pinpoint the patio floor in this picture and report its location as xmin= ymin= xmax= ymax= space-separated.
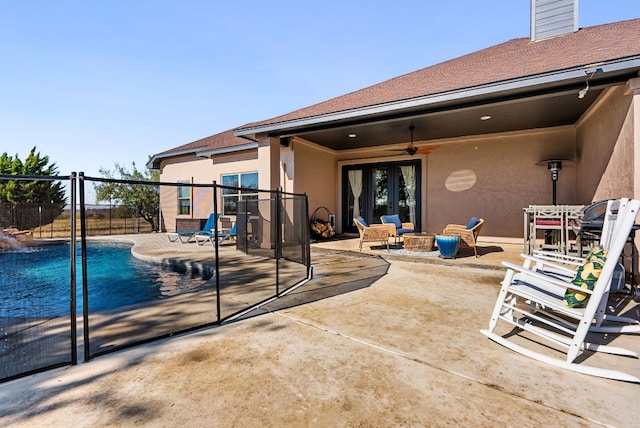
xmin=1 ymin=236 xmax=639 ymax=426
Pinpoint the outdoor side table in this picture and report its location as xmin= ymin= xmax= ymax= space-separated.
xmin=436 ymin=234 xmax=460 ymax=259
xmin=403 ymin=233 xmax=435 ymax=252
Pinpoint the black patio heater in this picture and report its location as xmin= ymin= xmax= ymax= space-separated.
xmin=536 ymin=159 xmax=574 ymax=205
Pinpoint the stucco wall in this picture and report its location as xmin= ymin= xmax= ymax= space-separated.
xmin=158 ymin=151 xmax=259 ymax=232
xmin=425 ymin=128 xmax=576 ymax=237
xmin=576 ymin=85 xmax=635 ymax=202
xmin=292 ymin=139 xmax=337 ymax=218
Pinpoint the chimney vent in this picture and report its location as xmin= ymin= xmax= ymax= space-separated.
xmin=531 ymin=0 xmax=578 ymax=41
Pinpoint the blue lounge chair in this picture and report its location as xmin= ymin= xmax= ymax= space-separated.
xmin=167 ymin=213 xmax=219 ymax=244
xmin=195 ymin=222 xmax=237 ymax=247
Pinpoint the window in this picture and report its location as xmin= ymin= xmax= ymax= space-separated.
xmin=221 ymin=172 xmax=258 ymax=215
xmin=177 ymin=181 xmax=191 ymax=215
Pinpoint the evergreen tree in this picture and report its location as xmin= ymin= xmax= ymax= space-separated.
xmin=0 ymin=147 xmax=67 ymax=229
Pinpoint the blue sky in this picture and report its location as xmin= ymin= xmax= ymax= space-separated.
xmin=1 ymin=0 xmax=638 ymax=186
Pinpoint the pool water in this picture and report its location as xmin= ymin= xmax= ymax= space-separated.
xmin=0 ymin=242 xmax=213 ymax=317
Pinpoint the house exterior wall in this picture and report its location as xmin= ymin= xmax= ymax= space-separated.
xmin=424 ymin=127 xmax=576 ymax=238
xmin=158 ymin=151 xmax=259 ymax=232
xmin=157 ymin=83 xmax=638 ymax=240
xmin=576 ymin=83 xmax=636 ymax=202
xmin=291 ymin=138 xmax=337 ymax=218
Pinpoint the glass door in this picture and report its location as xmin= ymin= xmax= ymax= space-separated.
xmin=372 ymin=167 xmax=389 ymax=222
xmin=343 ymin=161 xmax=420 ymax=232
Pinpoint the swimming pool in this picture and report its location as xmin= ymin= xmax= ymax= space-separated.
xmin=0 ymin=241 xmax=214 ymax=317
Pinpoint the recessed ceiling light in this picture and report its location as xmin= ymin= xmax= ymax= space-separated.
xmin=348 ymin=133 xmax=357 ymax=138
xmin=480 ymin=115 xmax=492 ymax=121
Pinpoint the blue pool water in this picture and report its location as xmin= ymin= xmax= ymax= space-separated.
xmin=0 ymin=241 xmax=213 ymax=317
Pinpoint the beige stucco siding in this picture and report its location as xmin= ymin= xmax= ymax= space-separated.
xmin=158 ymin=152 xmax=260 ymax=232
xmin=425 ymin=128 xmax=576 ymax=238
xmin=292 ymin=139 xmax=337 ymax=217
xmin=576 ymin=85 xmax=635 ymax=202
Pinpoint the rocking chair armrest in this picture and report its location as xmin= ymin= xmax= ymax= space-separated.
xmin=520 ymin=254 xmax=579 ymax=276
xmin=502 ymin=261 xmax=578 ymax=289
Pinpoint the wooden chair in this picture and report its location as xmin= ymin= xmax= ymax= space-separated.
xmin=353 ymin=217 xmax=389 ymax=252
xmin=441 ymin=217 xmax=484 ymax=257
xmin=481 ymin=198 xmax=640 ymax=382
xmin=521 ymin=199 xmax=639 ymax=334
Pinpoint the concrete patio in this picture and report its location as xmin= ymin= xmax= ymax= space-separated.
xmin=1 ymin=236 xmax=639 ymax=426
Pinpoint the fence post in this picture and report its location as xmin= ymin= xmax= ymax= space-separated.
xmin=213 ymin=181 xmax=220 ymax=323
xmin=69 ymin=172 xmax=78 ymax=366
xmin=275 ymin=187 xmax=281 ymax=295
xmin=79 ymin=172 xmax=90 ymax=363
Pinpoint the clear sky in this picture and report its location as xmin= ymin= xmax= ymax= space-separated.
xmin=1 ymin=0 xmax=639 ymax=184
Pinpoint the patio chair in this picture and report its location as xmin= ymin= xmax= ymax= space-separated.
xmin=380 ymin=214 xmax=414 ymax=245
xmin=195 ymin=222 xmax=237 ymax=247
xmin=441 ymin=217 xmax=484 ymax=257
xmin=480 ymin=198 xmax=640 ymax=382
xmin=354 ymin=217 xmax=389 ymax=251
xmin=520 ymin=199 xmax=640 ymax=334
xmin=167 ymin=213 xmax=220 ymax=244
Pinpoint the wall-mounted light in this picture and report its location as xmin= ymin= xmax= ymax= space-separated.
xmin=348 ymin=133 xmax=357 ymax=138
xmin=578 ymin=66 xmax=603 ymax=99
xmin=480 ymin=115 xmax=492 ymax=121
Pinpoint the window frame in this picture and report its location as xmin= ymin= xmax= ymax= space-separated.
xmin=221 ymin=172 xmax=259 ymax=215
xmin=177 ymin=180 xmax=191 ymax=215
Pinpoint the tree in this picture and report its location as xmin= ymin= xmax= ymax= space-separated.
xmin=0 ymin=147 xmax=67 ymax=229
xmin=94 ymin=162 xmax=160 ymax=231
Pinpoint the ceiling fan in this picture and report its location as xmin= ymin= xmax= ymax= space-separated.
xmin=387 ymin=125 xmax=439 ymax=156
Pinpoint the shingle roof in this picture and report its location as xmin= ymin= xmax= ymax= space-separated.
xmin=237 ymin=18 xmax=640 ymax=131
xmin=152 ymin=17 xmax=640 ymax=163
xmin=153 ymin=129 xmax=250 ymax=158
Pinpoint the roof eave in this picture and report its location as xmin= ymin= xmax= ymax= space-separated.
xmin=146 ymin=147 xmax=206 ymax=170
xmin=234 ymin=55 xmax=640 ymax=137
xmin=198 ymin=142 xmax=259 ymax=157
xmin=147 ymin=142 xmax=260 ymax=170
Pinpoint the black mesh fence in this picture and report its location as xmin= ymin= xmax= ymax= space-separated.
xmin=1 ymin=174 xmax=311 ymax=381
xmin=81 ymin=176 xmax=311 ymax=360
xmin=0 ymin=174 xmax=77 ymax=383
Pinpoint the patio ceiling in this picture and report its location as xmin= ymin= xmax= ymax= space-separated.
xmin=268 ymin=68 xmax=637 ymax=151
xmin=289 ymin=88 xmax=605 ymax=150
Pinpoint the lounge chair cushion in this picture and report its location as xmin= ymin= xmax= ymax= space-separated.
xmin=356 ymin=216 xmax=369 ymax=227
xmin=563 ymin=245 xmax=607 ymax=307
xmin=466 ymin=216 xmax=481 ymax=229
xmin=380 ymin=214 xmax=402 ymax=229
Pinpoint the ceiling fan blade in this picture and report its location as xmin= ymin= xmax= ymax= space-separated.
xmin=415 ymin=145 xmax=440 ymax=155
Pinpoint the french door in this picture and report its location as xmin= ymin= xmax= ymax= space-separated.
xmin=343 ymin=160 xmax=421 ymax=233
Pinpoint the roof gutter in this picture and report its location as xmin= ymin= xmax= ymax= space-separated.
xmin=198 ymin=142 xmax=259 ymax=157
xmin=146 ymin=147 xmax=206 ymax=170
xmin=147 ymin=141 xmax=260 ymax=170
xmin=234 ymin=55 xmax=640 ymax=137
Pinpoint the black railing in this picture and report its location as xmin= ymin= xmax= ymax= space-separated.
xmin=0 ymin=173 xmax=311 ymax=382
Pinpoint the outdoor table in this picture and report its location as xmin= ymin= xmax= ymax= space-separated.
xmin=403 ymin=233 xmax=435 ymax=252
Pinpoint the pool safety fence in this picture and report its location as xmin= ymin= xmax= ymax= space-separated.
xmin=1 ymin=173 xmax=311 ymax=383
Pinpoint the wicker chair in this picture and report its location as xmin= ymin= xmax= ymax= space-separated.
xmin=380 ymin=214 xmax=415 ymax=245
xmin=442 ymin=217 xmax=484 ymax=257
xmin=353 ymin=217 xmax=389 ymax=251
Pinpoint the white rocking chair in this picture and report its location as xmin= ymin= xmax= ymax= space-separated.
xmin=481 ymin=198 xmax=640 ymax=382
xmin=519 ymin=199 xmax=640 ymax=334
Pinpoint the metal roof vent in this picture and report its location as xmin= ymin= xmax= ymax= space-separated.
xmin=531 ymin=0 xmax=579 ymax=41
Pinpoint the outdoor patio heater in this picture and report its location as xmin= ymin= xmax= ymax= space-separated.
xmin=536 ymin=159 xmax=574 ymax=205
